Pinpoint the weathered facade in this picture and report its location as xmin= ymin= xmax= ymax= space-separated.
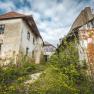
xmin=78 ymin=22 xmax=94 ymax=78
xmin=0 ymin=12 xmax=43 ymax=64
xmin=43 ymin=41 xmax=56 ymax=61
xmin=60 ymin=7 xmax=94 ymax=78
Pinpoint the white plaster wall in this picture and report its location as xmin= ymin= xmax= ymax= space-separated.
xmin=0 ymin=18 xmax=43 ymax=64
xmin=34 ymin=37 xmax=43 ymax=63
xmin=20 ymin=20 xmax=36 ymax=57
xmin=0 ymin=19 xmax=22 ymax=59
xmin=20 ymin=21 xmax=43 ymax=63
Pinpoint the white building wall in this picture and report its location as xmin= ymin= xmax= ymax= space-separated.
xmin=20 ymin=20 xmax=43 ymax=63
xmin=20 ymin=20 xmax=36 ymax=57
xmin=34 ymin=37 xmax=43 ymax=63
xmin=0 ymin=19 xmax=22 ymax=59
xmin=0 ymin=18 xmax=43 ymax=64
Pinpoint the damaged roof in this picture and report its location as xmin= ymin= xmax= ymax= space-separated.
xmin=69 ymin=7 xmax=94 ymax=33
xmin=0 ymin=12 xmax=41 ymax=38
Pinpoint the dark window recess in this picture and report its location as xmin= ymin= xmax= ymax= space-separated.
xmin=27 ymin=31 xmax=30 ymax=40
xmin=91 ymin=20 xmax=94 ymax=28
xmin=0 ymin=24 xmax=5 ymax=34
xmin=0 ymin=44 xmax=2 ymax=53
xmin=33 ymin=37 xmax=35 ymax=44
xmin=26 ymin=47 xmax=29 ymax=55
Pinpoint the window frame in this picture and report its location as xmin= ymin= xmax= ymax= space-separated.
xmin=27 ymin=31 xmax=30 ymax=40
xmin=0 ymin=24 xmax=5 ymax=34
xmin=33 ymin=37 xmax=35 ymax=45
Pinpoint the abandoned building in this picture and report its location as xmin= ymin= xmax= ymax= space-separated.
xmin=0 ymin=12 xmax=43 ymax=64
xmin=43 ymin=41 xmax=56 ymax=62
xmin=59 ymin=7 xmax=94 ymax=78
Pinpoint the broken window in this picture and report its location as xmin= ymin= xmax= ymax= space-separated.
xmin=0 ymin=24 xmax=5 ymax=34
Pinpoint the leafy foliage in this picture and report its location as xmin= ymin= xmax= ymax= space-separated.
xmin=29 ymin=39 xmax=94 ymax=94
xmin=0 ymin=39 xmax=94 ymax=94
xmin=0 ymin=56 xmax=46 ymax=94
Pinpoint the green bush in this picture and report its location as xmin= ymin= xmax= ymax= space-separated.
xmin=0 ymin=56 xmax=45 ymax=94
xmin=29 ymin=65 xmax=79 ymax=94
xmin=0 ymin=39 xmax=94 ymax=94
xmin=29 ymin=39 xmax=94 ymax=94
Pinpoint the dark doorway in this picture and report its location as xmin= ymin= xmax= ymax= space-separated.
xmin=44 ymin=55 xmax=48 ymax=62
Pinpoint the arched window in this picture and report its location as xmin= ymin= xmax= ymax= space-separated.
xmin=27 ymin=31 xmax=30 ymax=40
xmin=33 ymin=37 xmax=35 ymax=44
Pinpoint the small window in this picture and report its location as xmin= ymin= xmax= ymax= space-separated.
xmin=26 ymin=47 xmax=29 ymax=55
xmin=0 ymin=44 xmax=2 ymax=53
xmin=33 ymin=37 xmax=35 ymax=44
xmin=27 ymin=31 xmax=30 ymax=40
xmin=0 ymin=24 xmax=5 ymax=34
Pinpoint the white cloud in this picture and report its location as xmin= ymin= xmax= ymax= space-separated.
xmin=0 ymin=0 xmax=94 ymax=46
xmin=0 ymin=1 xmax=16 ymax=12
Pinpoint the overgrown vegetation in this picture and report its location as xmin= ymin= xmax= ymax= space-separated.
xmin=0 ymin=56 xmax=46 ymax=94
xmin=29 ymin=39 xmax=94 ymax=94
xmin=0 ymin=39 xmax=94 ymax=94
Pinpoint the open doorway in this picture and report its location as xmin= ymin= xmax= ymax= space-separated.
xmin=44 ymin=55 xmax=48 ymax=62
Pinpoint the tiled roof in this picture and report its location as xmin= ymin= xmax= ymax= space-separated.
xmin=0 ymin=12 xmax=26 ymax=20
xmin=0 ymin=12 xmax=42 ymax=38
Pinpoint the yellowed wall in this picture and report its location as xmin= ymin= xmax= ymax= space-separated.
xmin=0 ymin=19 xmax=22 ymax=64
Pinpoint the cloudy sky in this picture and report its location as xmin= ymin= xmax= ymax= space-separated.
xmin=0 ymin=0 xmax=94 ymax=46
